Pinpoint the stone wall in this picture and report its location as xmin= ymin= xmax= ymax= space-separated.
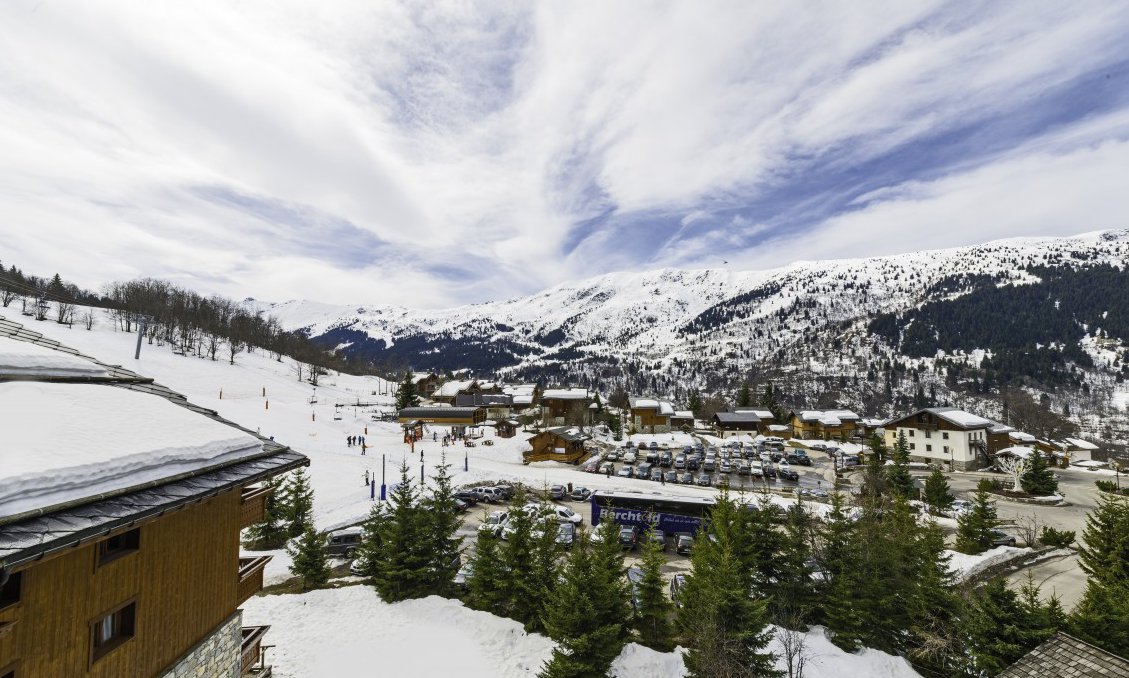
xmin=158 ymin=611 xmax=243 ymax=678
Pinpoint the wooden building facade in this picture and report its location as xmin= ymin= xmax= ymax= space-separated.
xmin=523 ymin=427 xmax=592 ymax=464
xmin=0 ymin=315 xmax=308 ymax=678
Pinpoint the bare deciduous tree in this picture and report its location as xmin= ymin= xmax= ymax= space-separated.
xmin=82 ymin=310 xmax=95 ymax=330
xmin=995 ymin=454 xmax=1027 ymax=491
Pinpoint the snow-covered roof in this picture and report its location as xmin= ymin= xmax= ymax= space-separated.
xmin=540 ymin=426 xmax=591 ymax=442
xmin=927 ymin=407 xmax=991 ymax=429
xmin=410 ymin=371 xmax=435 ymax=383
xmin=996 ymin=446 xmax=1036 ymax=460
xmin=0 ymin=334 xmax=108 ymax=379
xmin=629 ymin=397 xmax=660 ymax=409
xmin=434 ymin=379 xmax=475 ymax=397
xmin=1009 ymin=431 xmax=1038 ymax=443
xmin=734 ymin=408 xmax=774 ymax=419
xmin=658 ymin=401 xmax=675 ymax=416
xmin=672 ymin=410 xmax=694 ymax=419
xmin=542 ymin=388 xmax=589 ymax=400
xmin=1063 ymin=437 xmax=1099 ymax=450
xmin=0 ymin=381 xmax=264 ymax=518
xmin=986 ymin=420 xmax=1014 ymax=434
xmin=795 ymin=409 xmax=859 ymax=424
xmin=513 ymin=395 xmax=534 ymax=405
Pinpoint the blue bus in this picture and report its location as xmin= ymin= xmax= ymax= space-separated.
xmin=590 ymin=490 xmax=715 ymax=534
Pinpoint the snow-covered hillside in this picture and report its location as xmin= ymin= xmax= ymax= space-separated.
xmin=267 ymin=229 xmax=1129 ymax=443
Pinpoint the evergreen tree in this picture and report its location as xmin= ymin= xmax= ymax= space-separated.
xmin=499 ymin=489 xmax=554 ymax=628
xmin=1019 ymin=449 xmax=1058 ymax=497
xmin=351 ymin=501 xmax=386 ymax=579
xmin=287 ymin=523 xmax=330 ymax=590
xmin=420 ymin=453 xmax=463 ymax=597
xmin=687 ymin=388 xmax=703 ymax=417
xmin=370 ymin=461 xmax=432 ymax=602
xmin=605 ymin=411 xmax=623 ymax=441
xmin=955 ymin=488 xmax=999 ymax=555
xmin=283 ymin=468 xmax=315 ymax=538
xmin=886 ymin=430 xmax=916 ymax=498
xmin=244 ymin=475 xmax=289 ymax=549
xmin=527 ymin=506 xmax=564 ymax=634
xmin=632 ymin=524 xmax=675 ymax=651
xmin=465 ymin=527 xmax=509 ymax=615
xmin=395 ymin=370 xmax=420 ymax=410
xmin=760 ymin=383 xmax=785 ymax=423
xmin=1071 ymin=495 xmax=1129 ymax=656
xmin=964 ymin=578 xmax=1060 ymax=676
xmin=539 ymin=533 xmax=631 ymax=678
xmin=586 ymin=516 xmax=633 ymax=645
xmin=907 ymin=520 xmax=965 ymax=677
xmin=737 ymin=382 xmax=753 ymax=407
xmin=922 ymin=468 xmax=954 ymax=515
xmin=678 ymin=492 xmax=780 ymax=677
xmin=771 ymin=502 xmax=817 ymax=628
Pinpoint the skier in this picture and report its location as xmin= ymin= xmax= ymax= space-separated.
xmin=364 ymin=470 xmax=370 ymax=485
xmin=361 ymin=442 xmax=367 ymax=455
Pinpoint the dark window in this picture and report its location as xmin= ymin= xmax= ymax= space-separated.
xmin=91 ymin=600 xmax=136 ymax=663
xmin=943 ymin=432 xmax=950 ymax=440
xmin=0 ymin=571 xmax=21 ymax=610
xmin=97 ymin=528 xmax=140 ymax=567
xmin=910 ymin=443 xmax=916 ymax=450
xmin=925 ymin=430 xmax=932 ymax=439
xmin=926 ymin=445 xmax=933 ymax=452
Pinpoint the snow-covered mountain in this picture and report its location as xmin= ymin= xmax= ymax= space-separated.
xmin=268 ymin=230 xmax=1129 ymax=440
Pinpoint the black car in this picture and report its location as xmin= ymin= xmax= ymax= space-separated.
xmin=675 ymin=532 xmax=694 ymax=555
xmin=619 ymin=525 xmax=641 ymax=550
xmin=453 ymin=490 xmax=479 ymax=506
xmin=787 ymin=453 xmax=813 ymax=466
xmin=697 ymin=474 xmax=711 ymax=487
xmin=645 ymin=451 xmax=660 ymax=464
xmin=663 ymin=471 xmax=679 ymax=484
xmin=778 ymin=469 xmax=800 ymax=482
xmin=686 ymin=455 xmax=700 ymax=471
xmin=770 ymin=452 xmax=783 ymax=463
xmin=648 ymin=442 xmax=659 ymax=450
xmin=557 ymin=522 xmax=577 ymax=548
xmin=659 ymin=451 xmax=673 ymax=467
xmin=762 ymin=467 xmax=777 ymax=480
xmin=679 ymin=472 xmax=694 ymax=484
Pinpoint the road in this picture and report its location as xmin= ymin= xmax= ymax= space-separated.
xmin=1004 ymin=551 xmax=1088 ymax=612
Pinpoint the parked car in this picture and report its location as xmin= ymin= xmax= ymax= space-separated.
xmin=686 ymin=455 xmax=701 ymax=471
xmin=478 ymin=510 xmax=509 ymax=537
xmin=703 ymin=458 xmax=716 ymax=472
xmin=778 ymin=469 xmax=800 ymax=482
xmin=659 ymin=451 xmax=673 ymax=467
xmin=624 ymin=440 xmax=635 ymax=448
xmin=675 ymin=532 xmax=694 ymax=555
xmin=762 ymin=466 xmax=777 ymax=480
xmin=623 ymin=450 xmax=638 ymax=464
xmin=557 ymin=522 xmax=577 ymax=548
xmin=324 ymin=528 xmax=363 ymax=558
xmin=619 ymin=525 xmax=641 ymax=550
xmin=673 ymin=454 xmax=687 ymax=469
xmin=606 ymin=449 xmax=621 ymax=461
xmin=649 ymin=528 xmax=666 ymax=549
xmin=599 ymin=461 xmax=615 ymax=475
xmin=719 ymin=460 xmax=733 ymax=474
xmin=990 ymin=529 xmax=1017 ymax=547
xmin=645 ymin=451 xmax=660 ymax=464
xmin=663 ymin=471 xmax=679 ymax=484
xmin=650 ymin=468 xmax=664 ymax=482
xmin=617 ymin=466 xmax=635 ymax=478
xmin=549 ymin=485 xmax=566 ymax=500
xmin=697 ymin=474 xmax=712 ymax=487
xmin=493 ymin=484 xmax=516 ymax=500
xmin=454 ymin=498 xmax=469 ymax=512
xmin=648 ymin=442 xmax=659 ymax=450
xmin=570 ymin=486 xmax=592 ymax=501
xmin=540 ymin=504 xmax=583 ymax=524
xmin=679 ymin=472 xmax=694 ymax=484
xmin=453 ymin=490 xmax=479 ymax=506
xmin=787 ymin=453 xmax=812 ymax=466
xmin=636 ymin=462 xmax=654 ymax=479
xmin=716 ymin=474 xmax=730 ymax=488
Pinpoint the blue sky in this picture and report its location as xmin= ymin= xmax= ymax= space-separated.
xmin=2 ymin=1 xmax=1129 ymax=307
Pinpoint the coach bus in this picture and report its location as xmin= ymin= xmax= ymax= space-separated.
xmin=590 ymin=490 xmax=715 ymax=534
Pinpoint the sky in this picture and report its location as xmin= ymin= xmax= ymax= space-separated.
xmin=2 ymin=1 xmax=1129 ymax=309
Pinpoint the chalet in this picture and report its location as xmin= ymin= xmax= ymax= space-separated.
xmin=397 ymin=406 xmax=486 ymax=428
xmin=494 ymin=419 xmax=520 ymax=439
xmin=789 ymin=410 xmax=860 ymax=440
xmin=524 ymin=427 xmax=592 ymax=464
xmin=0 ymin=315 xmax=307 ymax=678
xmin=712 ymin=411 xmax=763 ymax=438
xmin=1037 ymin=437 xmax=1101 ymax=464
xmin=999 ymin=632 xmax=1129 ymax=678
xmin=429 ymin=379 xmax=478 ymax=405
xmin=629 ymin=398 xmax=675 ymax=433
xmin=503 ymin=384 xmax=540 ymax=412
xmin=883 ymin=407 xmax=996 ymax=471
xmin=734 ymin=408 xmax=778 ymax=435
xmin=540 ymin=388 xmax=592 ymax=427
xmin=670 ymin=410 xmax=695 ymax=431
xmin=410 ymin=372 xmax=442 ymax=398
xmin=454 ymin=392 xmax=514 ymax=419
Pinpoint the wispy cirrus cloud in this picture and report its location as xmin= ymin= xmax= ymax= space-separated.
xmin=1 ymin=1 xmax=1127 ymax=307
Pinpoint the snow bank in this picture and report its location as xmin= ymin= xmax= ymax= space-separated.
xmin=243 ymin=587 xmax=923 ymax=678
xmin=945 ymin=545 xmax=1031 ymax=583
xmin=0 ymin=335 xmax=107 ymax=378
xmin=0 ymin=381 xmax=262 ymax=517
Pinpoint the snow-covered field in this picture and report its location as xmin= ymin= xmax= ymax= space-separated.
xmin=243 ymin=587 xmax=922 ymax=678
xmin=2 ymin=305 xmax=926 ymax=676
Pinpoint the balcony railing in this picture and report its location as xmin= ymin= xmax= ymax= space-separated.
xmin=237 ymin=555 xmax=272 ymax=605
xmin=241 ymin=625 xmax=273 ymax=676
xmin=240 ymin=485 xmax=274 ymax=529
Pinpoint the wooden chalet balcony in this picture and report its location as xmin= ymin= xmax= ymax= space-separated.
xmin=237 ymin=555 xmax=272 ymax=605
xmin=241 ymin=625 xmax=273 ymax=676
xmin=240 ymin=485 xmax=274 ymax=529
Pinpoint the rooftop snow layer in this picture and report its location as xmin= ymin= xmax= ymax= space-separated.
xmin=542 ymin=388 xmax=589 ymax=400
xmin=0 ymin=381 xmax=263 ymax=518
xmin=0 ymin=335 xmax=108 ymax=379
xmin=930 ymin=408 xmax=991 ymax=428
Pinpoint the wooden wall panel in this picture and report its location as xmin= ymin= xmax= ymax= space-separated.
xmin=0 ymin=489 xmax=242 ymax=677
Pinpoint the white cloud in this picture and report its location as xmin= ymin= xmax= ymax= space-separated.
xmin=0 ymin=0 xmax=1127 ymax=307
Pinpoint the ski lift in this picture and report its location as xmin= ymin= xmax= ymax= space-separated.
xmin=333 ymin=404 xmax=343 ymax=421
